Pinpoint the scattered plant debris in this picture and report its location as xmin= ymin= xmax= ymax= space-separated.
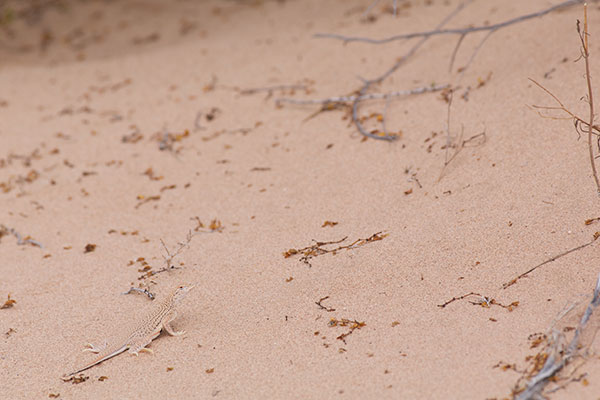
xmin=438 ymin=292 xmax=518 ymax=311
xmin=502 ymin=233 xmax=600 ymax=289
xmin=135 ymin=195 xmax=161 ymax=209
xmin=321 ymin=220 xmax=338 ymax=227
xmin=1 ymin=294 xmax=16 ymax=309
xmin=0 ymin=224 xmax=43 ymax=247
xmin=328 ymin=318 xmax=366 ymax=344
xmin=191 ymin=217 xmax=224 ymax=233
xmin=122 ymin=286 xmax=155 ymax=300
xmin=143 ymin=168 xmax=163 ymax=181
xmin=284 ymin=231 xmax=388 ymax=267
xmin=316 ymin=296 xmax=336 ymax=312
xmin=62 ymin=374 xmax=88 ymax=384
xmin=510 ymin=271 xmax=600 ymax=398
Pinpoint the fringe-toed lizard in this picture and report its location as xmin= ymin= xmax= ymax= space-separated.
xmin=62 ymin=284 xmax=194 ymax=380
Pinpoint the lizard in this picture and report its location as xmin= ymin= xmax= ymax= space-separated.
xmin=62 ymin=284 xmax=194 ymax=380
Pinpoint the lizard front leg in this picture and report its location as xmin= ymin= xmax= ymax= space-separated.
xmin=162 ymin=310 xmax=185 ymax=336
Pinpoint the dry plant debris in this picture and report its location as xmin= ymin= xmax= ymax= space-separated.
xmin=584 ymin=217 xmax=600 ymax=225
xmin=135 ymin=194 xmax=161 ymax=209
xmin=283 ymin=232 xmax=388 ymax=267
xmin=1 ymin=293 xmax=16 ymax=309
xmin=121 ymin=128 xmax=143 ymax=144
xmin=155 ymin=129 xmax=190 ymax=152
xmin=438 ymin=292 xmax=518 ymax=311
xmin=529 ymin=3 xmax=600 ymax=195
xmin=62 ymin=374 xmax=88 ymax=384
xmin=502 ymin=232 xmax=600 ymax=290
xmin=122 ymin=286 xmax=155 ymax=300
xmin=316 ymin=296 xmax=336 ymax=312
xmin=134 ymin=230 xmax=195 ymax=281
xmin=328 ymin=318 xmax=366 ymax=344
xmin=191 ymin=217 xmax=224 ymax=233
xmin=238 ymin=81 xmax=313 ymax=100
xmin=143 ymin=167 xmax=163 ymax=181
xmin=0 ymin=224 xmax=43 ymax=247
xmin=510 ymin=272 xmax=600 ymax=399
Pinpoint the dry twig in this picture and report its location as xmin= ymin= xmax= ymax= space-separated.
xmin=122 ymin=287 xmax=155 ymax=300
xmin=316 ymin=0 xmax=583 ymax=45
xmin=513 ymin=272 xmax=600 ymax=398
xmin=0 ymin=224 xmax=43 ymax=248
xmin=502 ymin=233 xmax=599 ymax=290
xmin=283 ymin=232 xmax=388 ymax=267
xmin=276 ymin=84 xmax=448 ymax=106
xmin=316 ymin=296 xmax=336 ymax=312
xmin=577 ymin=5 xmax=600 ymax=194
xmin=438 ymin=292 xmax=518 ymax=311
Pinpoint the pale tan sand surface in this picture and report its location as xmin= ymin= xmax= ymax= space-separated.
xmin=1 ymin=0 xmax=600 ymax=398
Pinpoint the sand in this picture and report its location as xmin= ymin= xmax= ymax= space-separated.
xmin=1 ymin=0 xmax=600 ymax=398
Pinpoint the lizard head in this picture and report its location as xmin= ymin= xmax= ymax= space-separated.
xmin=173 ymin=284 xmax=195 ymax=303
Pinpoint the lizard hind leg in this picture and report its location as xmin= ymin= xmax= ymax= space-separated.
xmin=128 ymin=331 xmax=160 ymax=356
xmin=82 ymin=340 xmax=107 ymax=353
xmin=128 ymin=343 xmax=154 ymax=356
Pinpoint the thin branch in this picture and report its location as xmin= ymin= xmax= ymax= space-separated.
xmin=350 ymin=1 xmax=470 ymax=141
xmin=362 ymin=0 xmax=382 ymax=18
xmin=239 ymin=84 xmax=308 ymax=97
xmin=578 ymin=5 xmax=600 ymax=194
xmin=458 ymin=28 xmax=496 ymax=76
xmin=315 ymin=0 xmax=583 ymax=45
xmin=438 ymin=128 xmax=486 ymax=181
xmin=515 ymin=272 xmax=600 ymax=399
xmin=122 ymin=287 xmax=155 ymax=300
xmin=529 ymin=78 xmax=600 ymax=135
xmin=0 ymin=224 xmax=43 ymax=248
xmin=275 ymin=84 xmax=448 ymax=106
xmin=448 ymin=33 xmax=466 ymax=73
xmin=502 ymin=234 xmax=599 ymax=290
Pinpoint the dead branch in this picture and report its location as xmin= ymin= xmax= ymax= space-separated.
xmin=578 ymin=5 xmax=600 ymax=194
xmin=0 ymin=224 xmax=43 ymax=248
xmin=316 ymin=0 xmax=583 ymax=45
xmin=122 ymin=287 xmax=155 ymax=300
xmin=438 ymin=127 xmax=486 ymax=181
xmin=362 ymin=0 xmax=400 ymax=17
xmin=239 ymin=84 xmax=308 ymax=96
xmin=514 ymin=272 xmax=600 ymax=399
xmin=316 ymin=296 xmax=336 ymax=312
xmin=529 ymin=79 xmax=600 ymax=137
xmin=160 ymin=230 xmax=193 ymax=270
xmin=283 ymin=232 xmax=388 ymax=267
xmin=275 ymin=84 xmax=448 ymax=106
xmin=438 ymin=291 xmax=518 ymax=311
xmin=350 ymin=1 xmax=470 ymax=141
xmin=502 ymin=233 xmax=599 ymax=290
